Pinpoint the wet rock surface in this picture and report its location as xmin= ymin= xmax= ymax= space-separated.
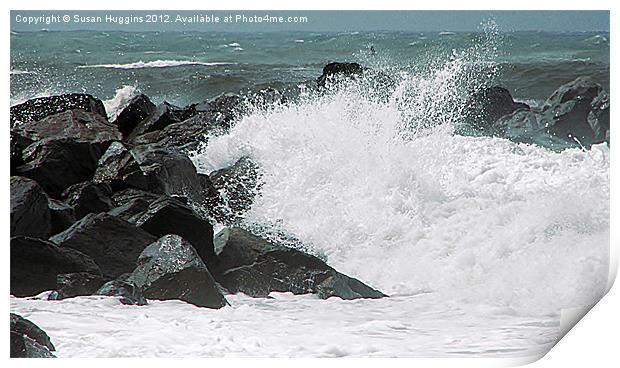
xmin=95 ymin=276 xmax=148 ymax=306
xmin=113 ymin=94 xmax=157 ymax=139
xmin=49 ymin=213 xmax=157 ymax=279
xmin=10 ymin=176 xmax=51 ymax=238
xmin=93 ymin=142 xmax=205 ymax=201
xmin=213 ymin=228 xmax=386 ymax=300
xmin=10 ymin=93 xmax=107 ymax=125
xmin=129 ymin=235 xmax=227 ymax=308
xmin=10 ymin=313 xmax=56 ymax=358
xmin=54 ymin=272 xmax=105 ymax=300
xmin=11 ymin=236 xmax=101 ymax=297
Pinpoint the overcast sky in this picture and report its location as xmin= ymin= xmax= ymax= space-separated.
xmin=10 ymin=10 xmax=609 ymax=33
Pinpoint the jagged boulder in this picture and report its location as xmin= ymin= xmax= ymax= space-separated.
xmin=10 ymin=176 xmax=51 ymax=238
xmin=121 ymin=196 xmax=216 ymax=268
xmin=131 ymin=112 xmax=218 ymax=152
xmin=587 ymin=91 xmax=610 ymax=144
xmin=11 ymin=236 xmax=101 ymax=297
xmin=12 ymin=109 xmax=121 ymax=197
xmin=113 ymin=94 xmax=156 ymax=139
xmin=10 ymin=131 xmax=32 ymax=174
xmin=213 ymin=228 xmax=386 ymax=300
xmin=108 ymin=188 xmax=160 ymax=221
xmin=95 ymin=276 xmax=147 ymax=305
xmin=10 ymin=93 xmax=107 ymax=125
xmin=126 ymin=101 xmax=197 ymax=142
xmin=193 ymin=93 xmax=242 ymax=124
xmin=492 ymin=109 xmax=576 ymax=150
xmin=53 ymin=272 xmax=105 ymax=300
xmin=131 ymin=94 xmax=243 ymax=152
xmin=50 ymin=213 xmax=157 ymax=279
xmin=541 ymin=76 xmax=603 ymax=144
xmin=15 ymin=138 xmax=113 ymax=198
xmin=12 ymin=109 xmax=120 ymax=143
xmin=10 ymin=332 xmax=56 ymax=358
xmin=206 ymin=157 xmax=261 ymax=225
xmin=317 ymin=62 xmax=366 ymax=88
xmin=461 ymin=86 xmax=530 ymax=132
xmin=62 ymin=181 xmax=114 ymax=220
xmin=492 ymin=77 xmax=609 ymax=149
xmin=47 ymin=198 xmax=76 ymax=235
xmin=10 ymin=314 xmax=56 ymax=358
xmin=93 ymin=142 xmax=205 ymax=201
xmin=129 ymin=235 xmax=227 ymax=308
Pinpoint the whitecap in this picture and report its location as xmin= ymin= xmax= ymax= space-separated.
xmin=77 ymin=60 xmax=236 ymax=69
xmin=10 ymin=69 xmax=37 ymax=75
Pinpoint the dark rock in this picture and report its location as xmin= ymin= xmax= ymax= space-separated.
xmin=131 ymin=112 xmax=216 ymax=152
xmin=541 ymin=77 xmax=603 ymax=144
xmin=123 ymin=196 xmax=216 ymax=268
xmin=317 ymin=62 xmax=366 ymax=88
xmin=62 ymin=181 xmax=114 ymax=220
xmin=213 ymin=228 xmax=386 ymax=300
xmin=492 ymin=78 xmax=608 ymax=149
xmin=587 ymin=91 xmax=610 ymax=144
xmin=206 ymin=157 xmax=262 ymax=225
xmin=10 ymin=93 xmax=107 ymax=125
xmin=131 ymin=94 xmax=243 ymax=152
xmin=126 ymin=101 xmax=197 ymax=142
xmin=11 ymin=332 xmax=56 ymax=358
xmin=10 ymin=313 xmax=55 ymax=352
xmin=55 ymin=272 xmax=105 ymax=299
xmin=129 ymin=235 xmax=227 ymax=308
xmin=12 ymin=109 xmax=121 ymax=197
xmin=12 ymin=109 xmax=120 ymax=144
xmin=11 ymin=236 xmax=101 ymax=297
xmin=93 ymin=142 xmax=205 ymax=201
xmin=461 ymin=86 xmax=530 ymax=133
xmin=108 ymin=189 xmax=159 ymax=221
xmin=15 ymin=138 xmax=114 ymax=198
xmin=113 ymin=94 xmax=156 ymax=139
xmin=545 ymin=76 xmax=602 ymax=107
xmin=92 ymin=142 xmax=141 ymax=191
xmin=47 ymin=198 xmax=76 ymax=235
xmin=111 ymin=188 xmax=160 ymax=207
xmin=10 ymin=331 xmax=29 ymax=358
xmin=493 ymin=109 xmax=580 ymax=150
xmin=49 ymin=213 xmax=157 ymax=279
xmin=95 ymin=276 xmax=147 ymax=305
xmin=10 ymin=131 xmax=32 ymax=175
xmin=193 ymin=93 xmax=242 ymax=122
xmin=10 ymin=176 xmax=51 ymax=238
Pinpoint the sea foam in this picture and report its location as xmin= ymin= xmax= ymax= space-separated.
xmin=191 ymin=29 xmax=610 ymax=315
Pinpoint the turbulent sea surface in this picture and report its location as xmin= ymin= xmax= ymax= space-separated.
xmin=10 ymin=28 xmax=610 ymax=358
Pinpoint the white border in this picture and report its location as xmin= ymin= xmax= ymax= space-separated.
xmin=3 ymin=1 xmax=617 ymax=367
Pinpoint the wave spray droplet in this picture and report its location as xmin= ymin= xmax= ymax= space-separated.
xmin=192 ymin=24 xmax=609 ymax=314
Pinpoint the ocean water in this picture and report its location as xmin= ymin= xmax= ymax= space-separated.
xmin=10 ymin=29 xmax=609 ymax=106
xmin=9 ymin=26 xmax=611 ymax=359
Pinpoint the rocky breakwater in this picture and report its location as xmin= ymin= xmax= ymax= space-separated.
xmin=460 ymin=76 xmax=610 ymax=150
xmin=11 ymin=63 xmax=608 ymax=357
xmin=9 ymin=87 xmax=386 ymax=357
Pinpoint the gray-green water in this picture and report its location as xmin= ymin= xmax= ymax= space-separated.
xmin=10 ymin=30 xmax=609 ymax=108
